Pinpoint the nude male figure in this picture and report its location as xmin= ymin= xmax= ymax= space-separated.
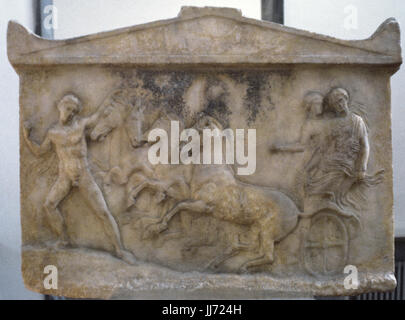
xmin=23 ymin=94 xmax=135 ymax=264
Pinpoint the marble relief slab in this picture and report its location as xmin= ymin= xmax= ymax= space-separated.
xmin=8 ymin=7 xmax=402 ymax=298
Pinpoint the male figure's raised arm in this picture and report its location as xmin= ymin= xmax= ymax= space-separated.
xmin=22 ymin=121 xmax=52 ymax=156
xmin=84 ymin=101 xmax=111 ymax=129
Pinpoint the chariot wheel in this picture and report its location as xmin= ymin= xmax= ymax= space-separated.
xmin=303 ymin=211 xmax=349 ymax=277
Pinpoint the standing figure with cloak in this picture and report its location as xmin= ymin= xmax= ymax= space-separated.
xmin=271 ymin=88 xmax=383 ymax=216
xmin=305 ymin=87 xmax=383 ymax=213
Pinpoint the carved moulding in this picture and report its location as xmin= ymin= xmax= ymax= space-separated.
xmin=8 ymin=7 xmax=402 ymax=298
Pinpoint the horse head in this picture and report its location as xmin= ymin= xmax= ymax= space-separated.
xmin=91 ymin=89 xmax=131 ymax=142
xmin=125 ymin=104 xmax=148 ymax=148
xmin=125 ymin=106 xmax=182 ymax=148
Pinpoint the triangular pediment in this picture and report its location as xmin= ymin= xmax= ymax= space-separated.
xmin=8 ymin=6 xmax=402 ymax=67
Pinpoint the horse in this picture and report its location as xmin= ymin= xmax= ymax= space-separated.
xmin=90 ymin=89 xmax=190 ymax=209
xmin=132 ymin=115 xmax=301 ymax=272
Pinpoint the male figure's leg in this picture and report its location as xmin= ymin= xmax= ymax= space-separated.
xmin=78 ymin=171 xmax=124 ymax=254
xmin=44 ymin=174 xmax=71 ymax=244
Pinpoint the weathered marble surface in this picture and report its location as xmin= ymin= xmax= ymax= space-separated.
xmin=8 ymin=7 xmax=402 ymax=298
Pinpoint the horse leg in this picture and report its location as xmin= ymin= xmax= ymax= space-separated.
xmin=143 ymin=200 xmax=211 ymax=239
xmin=161 ymin=200 xmax=212 ymax=226
xmin=155 ymin=212 xmax=193 ymax=248
xmin=105 ymin=166 xmax=125 ymax=185
xmin=126 ymin=161 xmax=155 ymax=182
xmin=239 ymin=251 xmax=274 ymax=273
xmin=239 ymin=227 xmax=275 ymax=273
xmin=205 ymin=233 xmax=252 ymax=270
xmin=127 ymin=180 xmax=165 ymax=208
xmin=206 ymin=246 xmax=242 ymax=270
xmin=127 ymin=181 xmax=148 ymax=208
xmin=166 ymin=177 xmax=190 ymax=199
xmin=154 ymin=230 xmax=184 ymax=248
